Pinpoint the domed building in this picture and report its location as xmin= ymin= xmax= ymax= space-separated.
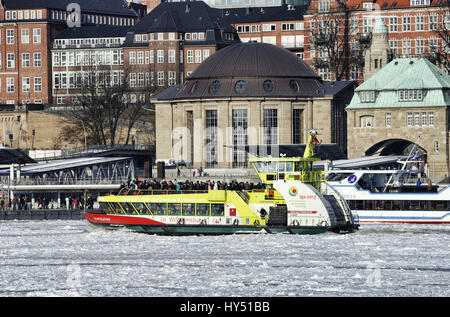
xmin=153 ymin=42 xmax=356 ymax=168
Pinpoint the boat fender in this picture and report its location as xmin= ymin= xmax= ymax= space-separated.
xmin=291 ymin=220 xmax=300 ymax=227
xmin=200 ymin=219 xmax=207 ymax=225
xmin=177 ymin=218 xmax=185 ymax=225
xmin=233 ymin=219 xmax=239 ymax=226
xmin=253 ymin=219 xmax=260 ymax=226
xmin=259 ymin=208 xmax=267 ymax=217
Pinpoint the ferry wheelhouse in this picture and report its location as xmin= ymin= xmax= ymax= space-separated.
xmin=326 ymin=156 xmax=450 ymax=224
xmin=84 ymin=132 xmax=359 ymax=235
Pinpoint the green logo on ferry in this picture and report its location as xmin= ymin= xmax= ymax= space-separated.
xmin=289 ymin=186 xmax=298 ymax=196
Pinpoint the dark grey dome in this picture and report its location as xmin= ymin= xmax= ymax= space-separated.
xmin=173 ymin=42 xmax=325 ymax=99
xmin=190 ymin=42 xmax=320 ymax=80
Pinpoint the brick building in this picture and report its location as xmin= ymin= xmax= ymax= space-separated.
xmin=122 ymin=1 xmax=240 ymax=91
xmin=0 ymin=0 xmax=142 ymax=107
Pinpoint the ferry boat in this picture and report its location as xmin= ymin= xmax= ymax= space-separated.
xmin=325 ymin=155 xmax=450 ymax=224
xmin=83 ymin=132 xmax=359 ymax=235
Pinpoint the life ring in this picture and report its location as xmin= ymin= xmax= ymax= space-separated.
xmin=317 ymin=220 xmax=328 ymax=227
xmin=177 ymin=218 xmax=185 ymax=225
xmin=233 ymin=219 xmax=239 ymax=226
xmin=291 ymin=220 xmax=300 ymax=227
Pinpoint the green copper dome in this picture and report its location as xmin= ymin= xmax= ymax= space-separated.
xmin=372 ymin=19 xmax=388 ymax=34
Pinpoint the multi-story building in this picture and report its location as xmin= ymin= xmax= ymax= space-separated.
xmin=0 ymin=0 xmax=142 ymax=107
xmin=304 ymin=0 xmax=450 ymax=82
xmin=50 ymin=25 xmax=129 ymax=107
xmin=122 ymin=1 xmax=240 ymax=91
xmin=221 ymin=5 xmax=307 ymax=59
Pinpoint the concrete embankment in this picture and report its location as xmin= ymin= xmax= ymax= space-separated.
xmin=0 ymin=209 xmax=84 ymax=220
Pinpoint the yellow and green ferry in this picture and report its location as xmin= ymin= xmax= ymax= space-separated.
xmin=84 ymin=132 xmax=359 ymax=235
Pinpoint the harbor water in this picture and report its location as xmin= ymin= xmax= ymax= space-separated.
xmin=0 ymin=220 xmax=448 ymax=297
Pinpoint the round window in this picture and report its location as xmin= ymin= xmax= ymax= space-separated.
xmin=289 ymin=80 xmax=299 ymax=92
xmin=234 ymin=80 xmax=247 ymax=94
xmin=209 ymin=80 xmax=221 ymax=93
xmin=263 ymin=80 xmax=274 ymax=93
xmin=190 ymin=81 xmax=199 ymax=94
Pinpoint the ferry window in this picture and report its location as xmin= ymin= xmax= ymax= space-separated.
xmin=120 ymin=202 xmax=135 ymax=214
xmin=431 ymin=201 xmax=445 ymax=210
xmin=146 ymin=203 xmax=166 ymax=215
xmin=374 ymin=201 xmax=384 ymax=210
xmin=285 ymin=161 xmax=293 ymax=172
xmin=420 ymin=201 xmax=428 ymax=210
xmin=268 ymin=161 xmax=277 ymax=173
xmin=410 ymin=201 xmax=420 ymax=210
xmin=133 ymin=202 xmax=148 ymax=214
xmin=110 ymin=202 xmax=122 ymax=214
xmin=392 ymin=200 xmax=401 ymax=210
xmin=100 ymin=202 xmax=112 ymax=213
xmin=197 ymin=203 xmax=210 ymax=216
xmin=211 ymin=204 xmax=224 ymax=216
xmin=364 ymin=200 xmax=373 ymax=210
xmin=278 ymin=162 xmax=285 ymax=172
xmin=168 ymin=203 xmax=181 ymax=215
xmin=183 ymin=203 xmax=195 ymax=216
xmin=355 ymin=200 xmax=364 ymax=210
xmin=254 ymin=162 xmax=267 ymax=173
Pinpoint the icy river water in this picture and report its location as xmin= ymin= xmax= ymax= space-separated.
xmin=0 ymin=220 xmax=448 ymax=297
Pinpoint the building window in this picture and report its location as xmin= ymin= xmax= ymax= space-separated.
xmin=157 ymin=50 xmax=164 ymax=63
xmin=281 ymin=23 xmax=295 ymax=31
xmin=34 ymin=77 xmax=42 ymax=92
xmin=416 ymin=15 xmax=424 ymax=31
xmin=6 ymin=29 xmax=14 ymax=44
xmin=360 ymin=115 xmax=373 ymax=127
xmin=389 ymin=17 xmax=398 ymax=32
xmin=416 ymin=39 xmax=425 ymax=55
xmin=187 ymin=50 xmax=193 ymax=63
xmin=137 ymin=51 xmax=144 ymax=64
xmin=33 ymin=28 xmax=41 ymax=43
xmin=167 ymin=50 xmax=175 ymax=64
xmin=6 ymin=78 xmax=14 ymax=93
xmin=262 ymin=24 xmax=276 ymax=32
xmin=402 ymin=40 xmax=411 ymax=55
xmin=21 ymin=29 xmax=29 ymax=44
xmin=130 ymin=73 xmax=136 ymax=87
xmin=434 ymin=141 xmax=439 ymax=152
xmin=318 ymin=1 xmax=330 ymax=12
xmin=429 ymin=15 xmax=438 ymax=30
xmin=209 ymin=80 xmax=220 ymax=94
xmin=289 ymin=80 xmax=299 ymax=92
xmin=195 ymin=50 xmax=201 ymax=63
xmin=129 ymin=51 xmax=136 ymax=65
xmin=407 ymin=112 xmax=413 ymax=126
xmin=293 ymin=108 xmax=302 ymax=144
xmin=205 ymin=110 xmax=218 ymax=168
xmin=263 ymin=80 xmax=274 ymax=93
xmin=7 ymin=53 xmax=15 ymax=68
xmin=414 ymin=112 xmax=420 ymax=126
xmin=429 ymin=112 xmax=434 ymax=126
xmin=232 ymin=109 xmax=248 ymax=167
xmin=203 ymin=49 xmax=210 ymax=61
xmin=385 ymin=113 xmax=391 ymax=127
xmin=421 ymin=112 xmax=427 ymax=125
xmin=263 ymin=109 xmax=278 ymax=144
xmin=168 ymin=71 xmax=176 ymax=86
xmin=157 ymin=71 xmax=164 ymax=86
xmin=360 ymin=91 xmax=375 ymax=103
xmin=234 ymin=80 xmax=247 ymax=94
xmin=33 ymin=52 xmax=41 ymax=67
xmin=399 ymin=89 xmax=423 ymax=101
xmin=402 ymin=16 xmax=411 ymax=32
xmin=22 ymin=53 xmax=30 ymax=68
xmin=22 ymin=77 xmax=30 ymax=93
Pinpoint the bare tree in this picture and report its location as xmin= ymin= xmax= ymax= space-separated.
xmin=60 ymin=64 xmax=157 ymax=148
xmin=427 ymin=5 xmax=450 ymax=72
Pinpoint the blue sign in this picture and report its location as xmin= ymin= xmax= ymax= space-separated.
xmin=347 ymin=175 xmax=357 ymax=184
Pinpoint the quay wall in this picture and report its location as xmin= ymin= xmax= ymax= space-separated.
xmin=0 ymin=209 xmax=84 ymax=220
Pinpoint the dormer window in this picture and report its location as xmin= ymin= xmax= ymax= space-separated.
xmin=318 ymin=1 xmax=330 ymax=12
xmin=399 ymin=89 xmax=423 ymax=101
xmin=410 ymin=0 xmax=430 ymax=6
xmin=360 ymin=90 xmax=376 ymax=102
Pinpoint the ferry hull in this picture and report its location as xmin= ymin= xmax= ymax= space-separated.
xmin=355 ymin=210 xmax=450 ymax=224
xmin=84 ymin=212 xmax=353 ymax=235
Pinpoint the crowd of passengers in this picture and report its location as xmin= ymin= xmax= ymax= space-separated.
xmin=119 ymin=179 xmax=266 ymax=192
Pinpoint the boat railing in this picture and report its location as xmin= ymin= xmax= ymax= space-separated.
xmin=117 ymin=188 xmax=209 ymax=196
xmin=320 ymin=182 xmax=356 ymax=224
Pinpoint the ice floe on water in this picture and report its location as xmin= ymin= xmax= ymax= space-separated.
xmin=0 ymin=220 xmax=448 ymax=297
